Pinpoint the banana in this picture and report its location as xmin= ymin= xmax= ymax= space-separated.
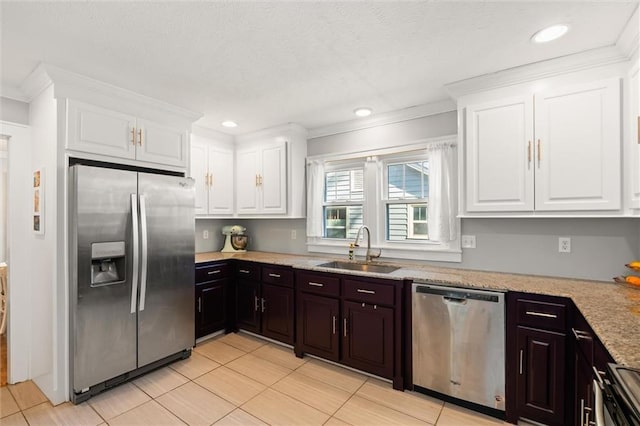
xmin=625 ymin=261 xmax=640 ymax=271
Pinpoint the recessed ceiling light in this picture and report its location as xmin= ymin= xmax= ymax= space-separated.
xmin=531 ymin=24 xmax=569 ymax=43
xmin=354 ymin=107 xmax=372 ymax=117
xmin=221 ymin=120 xmax=238 ymax=128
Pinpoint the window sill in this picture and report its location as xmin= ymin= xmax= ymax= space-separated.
xmin=306 ymin=239 xmax=462 ymax=263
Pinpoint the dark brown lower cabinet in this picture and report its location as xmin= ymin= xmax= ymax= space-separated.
xmin=342 ymin=300 xmax=393 ymax=379
xmin=297 ymin=292 xmax=340 ymax=361
xmin=261 ymin=283 xmax=294 ymax=345
xmin=515 ymin=326 xmax=566 ymax=425
xmin=236 ymin=278 xmax=260 ymax=333
xmin=195 ymin=281 xmax=227 ymax=338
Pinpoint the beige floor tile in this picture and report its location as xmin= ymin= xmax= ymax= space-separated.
xmin=133 ymin=366 xmax=189 ymax=398
xmin=194 ymin=366 xmax=266 ymax=406
xmin=356 ymin=378 xmax=443 ymax=423
xmin=0 ymin=386 xmax=20 ymax=418
xmin=334 ymin=395 xmax=429 ymax=426
xmin=296 ymin=359 xmax=367 ymax=393
xmin=108 ymin=400 xmax=184 ymax=425
xmin=218 ymin=332 xmax=266 ymax=352
xmin=436 ymin=403 xmax=507 ymax=425
xmin=88 ymin=382 xmax=151 ymax=420
xmin=169 ymin=352 xmax=220 ymax=380
xmin=0 ymin=412 xmax=28 ymax=426
xmin=214 ymin=408 xmax=267 ymax=426
xmin=7 ymin=380 xmax=48 ymax=410
xmin=226 ymin=353 xmax=292 ymax=386
xmin=242 ymin=388 xmax=330 ymax=425
xmin=22 ymin=401 xmax=103 ymax=426
xmin=251 ymin=343 xmax=307 ymax=370
xmin=272 ymin=371 xmax=352 ymax=415
xmin=156 ymin=382 xmax=235 ymax=425
xmin=324 ymin=417 xmax=352 ymax=426
xmin=194 ymin=339 xmax=246 ymax=365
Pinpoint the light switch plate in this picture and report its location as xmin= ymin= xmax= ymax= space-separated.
xmin=461 ymin=235 xmax=476 ymax=248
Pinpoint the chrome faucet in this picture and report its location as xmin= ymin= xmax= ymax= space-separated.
xmin=353 ymin=225 xmax=381 ymax=263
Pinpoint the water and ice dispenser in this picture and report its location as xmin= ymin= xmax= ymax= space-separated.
xmin=90 ymin=242 xmax=126 ymax=286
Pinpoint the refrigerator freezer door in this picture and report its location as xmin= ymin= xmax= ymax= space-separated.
xmin=70 ymin=165 xmax=138 ymax=392
xmin=137 ymin=172 xmax=195 ymax=367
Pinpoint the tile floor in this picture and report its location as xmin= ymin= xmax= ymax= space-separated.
xmin=0 ymin=332 xmax=515 ymax=425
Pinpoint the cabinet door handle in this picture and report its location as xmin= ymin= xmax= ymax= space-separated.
xmin=207 ymin=270 xmax=221 ymax=275
xmin=357 ymin=289 xmax=375 ymax=294
xmin=254 ymin=296 xmax=259 ymax=312
xmin=343 ymin=318 xmax=348 ymax=337
xmin=259 ymin=175 xmax=263 ymax=185
xmin=261 ymin=298 xmax=265 ymax=313
xmin=527 ymin=140 xmax=532 ymax=167
xmin=580 ymin=398 xmax=585 ymax=426
xmin=239 ymin=269 xmax=250 ymax=274
xmin=138 ymin=128 xmax=143 ymax=146
xmin=332 ymin=316 xmax=336 ymax=335
xmin=525 ymin=311 xmax=557 ymax=319
xmin=268 ymin=273 xmax=281 ymax=278
xmin=255 ymin=174 xmax=259 ymax=187
xmin=537 ymin=139 xmax=541 ymax=167
xmin=198 ymin=297 xmax=201 ymax=313
xmin=637 ymin=116 xmax=639 ymax=145
xmin=519 ymin=349 xmax=524 ymax=375
xmin=130 ymin=128 xmax=136 ymax=145
xmin=209 ymin=174 xmax=214 ymax=187
xmin=308 ymin=282 xmax=324 ymax=287
xmin=205 ymin=173 xmax=210 ymax=187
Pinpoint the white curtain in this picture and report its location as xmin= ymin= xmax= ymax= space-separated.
xmin=427 ymin=142 xmax=457 ymax=242
xmin=306 ymin=160 xmax=325 ymax=238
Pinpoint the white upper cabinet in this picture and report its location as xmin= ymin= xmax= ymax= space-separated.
xmin=236 ymin=141 xmax=287 ymax=215
xmin=465 ymin=96 xmax=534 ymax=211
xmin=534 ymin=79 xmax=620 ymax=211
xmin=628 ymin=61 xmax=640 ymax=209
xmin=190 ymin=133 xmax=234 ymax=216
xmin=67 ymin=100 xmax=189 ymax=168
xmin=464 ymin=77 xmax=621 ymax=213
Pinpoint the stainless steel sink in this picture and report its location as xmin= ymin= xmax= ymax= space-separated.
xmin=316 ymin=260 xmax=399 ymax=274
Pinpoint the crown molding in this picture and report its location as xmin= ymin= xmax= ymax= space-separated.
xmin=191 ymin=124 xmax=234 ymax=143
xmin=235 ymin=122 xmax=308 ymax=144
xmin=20 ymin=63 xmax=202 ymax=123
xmin=617 ymin=5 xmax=639 ymax=60
xmin=445 ymin=46 xmax=628 ymax=99
xmin=307 ymin=99 xmax=456 ymax=140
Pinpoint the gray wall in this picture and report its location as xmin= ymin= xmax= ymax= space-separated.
xmin=0 ymin=97 xmax=29 ymax=125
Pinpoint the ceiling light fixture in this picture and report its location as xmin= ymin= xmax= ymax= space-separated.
xmin=353 ymin=107 xmax=372 ymax=117
xmin=221 ymin=120 xmax=238 ymax=128
xmin=531 ymin=24 xmax=569 ymax=43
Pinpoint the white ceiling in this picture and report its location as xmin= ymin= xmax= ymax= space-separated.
xmin=0 ymin=1 xmax=637 ymax=135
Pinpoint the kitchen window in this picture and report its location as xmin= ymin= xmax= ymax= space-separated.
xmin=306 ymin=136 xmax=460 ymax=262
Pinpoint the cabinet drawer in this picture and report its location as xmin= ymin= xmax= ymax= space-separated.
xmin=262 ymin=266 xmax=294 ymax=288
xmin=195 ymin=262 xmax=231 ymax=284
xmin=236 ymin=262 xmax=261 ymax=280
xmin=572 ymin=309 xmax=594 ymax=364
xmin=296 ymin=271 xmax=340 ymax=297
xmin=516 ymin=298 xmax=567 ymax=332
xmin=343 ymin=279 xmax=394 ymax=305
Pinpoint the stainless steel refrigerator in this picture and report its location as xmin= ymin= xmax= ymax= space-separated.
xmin=69 ymin=164 xmax=195 ymax=403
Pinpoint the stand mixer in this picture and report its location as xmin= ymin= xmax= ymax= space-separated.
xmin=221 ymin=225 xmax=248 ymax=253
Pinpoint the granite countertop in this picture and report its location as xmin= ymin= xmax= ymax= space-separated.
xmin=196 ymin=251 xmax=640 ymax=369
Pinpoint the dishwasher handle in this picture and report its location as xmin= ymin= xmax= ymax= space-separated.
xmin=414 ymin=284 xmax=501 ymax=303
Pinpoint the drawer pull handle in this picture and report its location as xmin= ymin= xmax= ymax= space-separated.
xmin=519 ymin=349 xmax=524 ymax=375
xmin=357 ymin=289 xmax=375 ymax=294
xmin=308 ymin=282 xmax=324 ymax=287
xmin=268 ymin=273 xmax=281 ymax=278
xmin=239 ymin=269 xmax=250 ymax=274
xmin=332 ymin=316 xmax=336 ymax=335
xmin=207 ymin=270 xmax=221 ymax=275
xmin=572 ymin=328 xmax=593 ymax=341
xmin=525 ymin=311 xmax=557 ymax=319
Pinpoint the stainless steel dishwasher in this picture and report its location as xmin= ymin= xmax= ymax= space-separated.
xmin=412 ymin=282 xmax=505 ymax=411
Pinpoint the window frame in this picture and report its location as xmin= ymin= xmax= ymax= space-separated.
xmin=322 ymin=160 xmax=365 ymax=240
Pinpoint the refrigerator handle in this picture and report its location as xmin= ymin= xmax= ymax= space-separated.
xmin=139 ymin=194 xmax=148 ymax=311
xmin=130 ymin=194 xmax=139 ymax=314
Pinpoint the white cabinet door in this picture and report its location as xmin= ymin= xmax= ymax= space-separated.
xmin=465 ymin=96 xmax=534 ymax=212
xmin=190 ymin=139 xmax=208 ymax=215
xmin=208 ymin=146 xmax=234 ymax=215
xmin=236 ymin=148 xmax=260 ymax=214
xmin=136 ymin=119 xmax=188 ymax=168
xmin=629 ymin=64 xmax=640 ymax=209
xmin=67 ymin=101 xmax=136 ymax=159
xmin=260 ymin=143 xmax=287 ymax=214
xmin=534 ymin=78 xmax=621 ymax=211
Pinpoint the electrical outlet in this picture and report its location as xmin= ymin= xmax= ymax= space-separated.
xmin=203 ymin=230 xmax=209 ymax=240
xmin=559 ymin=237 xmax=571 ymax=253
xmin=461 ymin=235 xmax=476 ymax=248
xmin=291 ymin=230 xmax=297 ymax=240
